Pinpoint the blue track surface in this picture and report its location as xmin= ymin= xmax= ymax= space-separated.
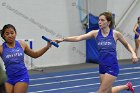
xmin=28 ymin=63 xmax=140 ymax=93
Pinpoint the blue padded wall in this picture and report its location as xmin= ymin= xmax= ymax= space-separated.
xmin=86 ymin=13 xmax=99 ymax=63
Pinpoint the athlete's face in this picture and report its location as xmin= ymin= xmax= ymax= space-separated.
xmin=3 ymin=28 xmax=16 ymax=43
xmin=98 ymin=15 xmax=110 ymax=29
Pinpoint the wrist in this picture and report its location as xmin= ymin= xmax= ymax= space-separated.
xmin=62 ymin=37 xmax=65 ymax=42
xmin=46 ymin=45 xmax=51 ymax=49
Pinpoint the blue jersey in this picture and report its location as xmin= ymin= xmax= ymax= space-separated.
xmin=136 ymin=24 xmax=140 ymax=33
xmin=1 ymin=41 xmax=28 ymax=78
xmin=134 ymin=24 xmax=140 ymax=39
xmin=96 ymin=29 xmax=118 ymax=66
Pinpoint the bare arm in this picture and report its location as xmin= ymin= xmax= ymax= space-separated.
xmin=117 ymin=31 xmax=138 ymax=63
xmin=55 ymin=30 xmax=98 ymax=43
xmin=20 ymin=41 xmax=51 ymax=58
xmin=133 ymin=23 xmax=139 ymax=35
xmin=0 ymin=45 xmax=3 ymax=56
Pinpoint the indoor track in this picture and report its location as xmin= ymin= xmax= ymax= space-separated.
xmin=28 ymin=63 xmax=140 ymax=93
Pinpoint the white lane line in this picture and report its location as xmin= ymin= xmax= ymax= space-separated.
xmin=28 ymin=77 xmax=140 ymax=93
xmin=30 ymin=77 xmax=99 ymax=87
xmin=30 ymin=71 xmax=140 ymax=87
xmin=30 ymin=66 xmax=140 ymax=81
xmin=116 ymin=77 xmax=140 ymax=82
xmin=28 ymin=83 xmax=100 ymax=93
xmin=134 ymin=84 xmax=140 ymax=87
xmin=30 ymin=71 xmax=98 ymax=81
xmin=120 ymin=66 xmax=140 ymax=70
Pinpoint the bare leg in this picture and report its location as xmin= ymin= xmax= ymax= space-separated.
xmin=98 ymin=73 xmax=116 ymax=93
xmin=112 ymin=82 xmax=134 ymax=93
xmin=99 ymin=74 xmax=105 ymax=85
xmin=5 ymin=82 xmax=14 ymax=93
xmin=112 ymin=85 xmax=128 ymax=93
xmin=135 ymin=39 xmax=140 ymax=57
xmin=14 ymin=82 xmax=28 ymax=93
xmin=98 ymin=74 xmax=134 ymax=93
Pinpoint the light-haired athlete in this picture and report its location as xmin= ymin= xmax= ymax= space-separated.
xmin=54 ymin=12 xmax=137 ymax=93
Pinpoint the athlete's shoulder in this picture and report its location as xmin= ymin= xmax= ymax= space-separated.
xmin=89 ymin=29 xmax=99 ymax=33
xmin=90 ymin=29 xmax=100 ymax=38
xmin=113 ymin=30 xmax=121 ymax=34
xmin=112 ymin=30 xmax=124 ymax=40
xmin=18 ymin=40 xmax=25 ymax=45
xmin=18 ymin=40 xmax=27 ymax=50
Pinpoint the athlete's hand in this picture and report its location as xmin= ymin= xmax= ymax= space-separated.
xmin=53 ymin=38 xmax=64 ymax=43
xmin=132 ymin=53 xmax=138 ymax=64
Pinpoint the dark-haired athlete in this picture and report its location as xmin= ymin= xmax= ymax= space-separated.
xmin=0 ymin=24 xmax=51 ymax=93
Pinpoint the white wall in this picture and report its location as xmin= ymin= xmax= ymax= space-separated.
xmin=107 ymin=0 xmax=140 ymax=59
xmin=0 ymin=0 xmax=86 ymax=68
xmin=1 ymin=0 xmax=140 ymax=68
xmin=88 ymin=0 xmax=107 ymax=16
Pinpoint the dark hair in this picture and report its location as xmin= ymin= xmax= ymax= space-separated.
xmin=138 ymin=16 xmax=140 ymax=24
xmin=99 ymin=12 xmax=115 ymax=29
xmin=1 ymin=24 xmax=16 ymax=40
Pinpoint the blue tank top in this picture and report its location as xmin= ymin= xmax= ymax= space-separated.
xmin=136 ymin=24 xmax=140 ymax=33
xmin=1 ymin=41 xmax=28 ymax=78
xmin=96 ymin=29 xmax=118 ymax=66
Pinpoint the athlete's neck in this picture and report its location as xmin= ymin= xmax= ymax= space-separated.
xmin=6 ymin=41 xmax=16 ymax=48
xmin=101 ymin=27 xmax=110 ymax=35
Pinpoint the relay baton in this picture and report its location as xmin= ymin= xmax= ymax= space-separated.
xmin=42 ymin=36 xmax=59 ymax=48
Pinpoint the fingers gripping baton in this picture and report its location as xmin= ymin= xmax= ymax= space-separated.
xmin=42 ymin=36 xmax=59 ymax=48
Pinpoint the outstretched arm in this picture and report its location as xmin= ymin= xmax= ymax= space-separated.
xmin=55 ymin=30 xmax=97 ymax=43
xmin=20 ymin=40 xmax=51 ymax=58
xmin=117 ymin=31 xmax=138 ymax=63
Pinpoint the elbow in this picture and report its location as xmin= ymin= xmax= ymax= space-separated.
xmin=31 ymin=52 xmax=40 ymax=58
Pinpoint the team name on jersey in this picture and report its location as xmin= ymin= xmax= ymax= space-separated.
xmin=6 ymin=52 xmax=23 ymax=59
xmin=98 ymin=41 xmax=112 ymax=46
